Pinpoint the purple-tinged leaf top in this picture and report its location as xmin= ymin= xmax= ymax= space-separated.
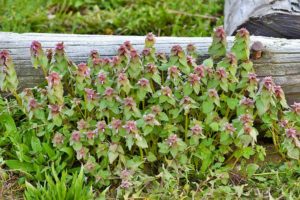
xmin=85 ymin=88 xmax=98 ymax=101
xmin=77 ymin=63 xmax=90 ymax=77
xmin=123 ymin=121 xmax=138 ymax=134
xmin=167 ymin=134 xmax=178 ymax=147
xmin=291 ymin=102 xmax=300 ymax=115
xmin=52 ymin=132 xmax=64 ymax=147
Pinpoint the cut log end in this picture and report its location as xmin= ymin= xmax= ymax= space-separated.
xmin=235 ymin=13 xmax=300 ymax=39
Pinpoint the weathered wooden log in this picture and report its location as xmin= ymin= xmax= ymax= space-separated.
xmin=1 ymin=32 xmax=300 ymax=103
xmin=225 ymin=0 xmax=300 ymax=38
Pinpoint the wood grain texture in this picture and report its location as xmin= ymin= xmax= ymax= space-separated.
xmin=224 ymin=0 xmax=300 ymax=38
xmin=1 ymin=32 xmax=300 ymax=103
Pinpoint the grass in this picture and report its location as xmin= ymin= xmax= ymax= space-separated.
xmin=0 ymin=0 xmax=224 ymax=36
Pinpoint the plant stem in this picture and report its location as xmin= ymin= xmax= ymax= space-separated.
xmin=139 ymin=147 xmax=144 ymax=160
xmin=185 ymin=114 xmax=188 ymax=142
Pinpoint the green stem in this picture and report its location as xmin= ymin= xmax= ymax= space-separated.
xmin=185 ymin=114 xmax=188 ymax=142
xmin=12 ymin=91 xmax=22 ymax=108
xmin=139 ymin=147 xmax=144 ymax=160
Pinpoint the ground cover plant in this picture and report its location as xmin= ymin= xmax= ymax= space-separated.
xmin=1 ymin=27 xmax=300 ymax=198
xmin=0 ymin=0 xmax=223 ymax=36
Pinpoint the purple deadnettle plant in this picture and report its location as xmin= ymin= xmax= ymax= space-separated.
xmin=3 ymin=26 xmax=300 ymax=198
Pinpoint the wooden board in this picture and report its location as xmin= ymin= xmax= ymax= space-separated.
xmin=224 ymin=0 xmax=300 ymax=38
xmin=1 ymin=32 xmax=300 ymax=103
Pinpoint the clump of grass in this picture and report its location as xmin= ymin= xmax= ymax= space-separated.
xmin=0 ymin=0 xmax=223 ymax=36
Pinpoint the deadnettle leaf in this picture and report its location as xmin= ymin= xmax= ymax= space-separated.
xmin=136 ymin=137 xmax=148 ymax=149
xmin=202 ymin=101 xmax=214 ymax=114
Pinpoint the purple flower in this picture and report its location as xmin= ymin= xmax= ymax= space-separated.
xmin=84 ymin=88 xmax=98 ymax=101
xmin=130 ymin=49 xmax=139 ymax=59
xmin=243 ymin=125 xmax=252 ymax=134
xmin=142 ymin=48 xmax=151 ymax=56
xmin=248 ymin=73 xmax=259 ymax=84
xmin=48 ymin=104 xmax=62 ymax=116
xmin=239 ymin=114 xmax=253 ymax=124
xmin=124 ymin=97 xmax=136 ymax=109
xmin=93 ymin=58 xmax=102 ymax=65
xmin=188 ymin=73 xmax=200 ymax=86
xmin=97 ymin=72 xmax=107 ymax=85
xmin=167 ymin=134 xmax=178 ymax=147
xmin=52 ymin=133 xmax=64 ymax=147
xmin=262 ymin=76 xmax=274 ymax=92
xmin=117 ymin=72 xmax=128 ymax=85
xmin=216 ymin=68 xmax=227 ymax=79
xmin=194 ymin=65 xmax=205 ymax=78
xmin=123 ymin=121 xmax=138 ymax=134
xmin=279 ymin=120 xmax=289 ymax=128
xmin=215 ymin=26 xmax=226 ymax=40
xmin=291 ymin=102 xmax=300 ymax=115
xmin=286 ymin=128 xmax=297 ymax=138
xmin=171 ymin=45 xmax=183 ymax=56
xmin=55 ymin=42 xmax=65 ymax=55
xmin=28 ymin=98 xmax=39 ymax=110
xmin=71 ymin=131 xmax=81 ymax=142
xmin=161 ymin=86 xmax=172 ymax=97
xmin=237 ymin=28 xmax=249 ymax=37
xmin=120 ymin=169 xmax=132 ymax=180
xmin=187 ymin=43 xmax=196 ymax=53
xmin=103 ymin=57 xmax=111 ymax=65
xmin=208 ymin=89 xmax=218 ymax=98
xmin=0 ymin=50 xmax=9 ymax=65
xmin=104 ymin=87 xmax=115 ymax=97
xmin=111 ymin=56 xmax=121 ymax=66
xmin=146 ymin=63 xmax=157 ymax=74
xmin=118 ymin=44 xmax=128 ymax=56
xmin=46 ymin=72 xmax=61 ymax=88
xmin=77 ymin=119 xmax=88 ymax=130
xmin=96 ymin=121 xmax=106 ymax=133
xmin=90 ymin=50 xmax=99 ymax=59
xmin=187 ymin=56 xmax=195 ymax=66
xmin=151 ymin=105 xmax=161 ymax=115
xmin=84 ymin=161 xmax=96 ymax=172
xmin=224 ymin=123 xmax=236 ymax=133
xmin=190 ymin=124 xmax=203 ymax=135
xmin=111 ymin=118 xmax=122 ymax=132
xmin=143 ymin=113 xmax=160 ymax=126
xmin=30 ymin=41 xmax=42 ymax=56
xmin=77 ymin=63 xmax=90 ymax=77
xmin=226 ymin=53 xmax=237 ymax=64
xmin=168 ymin=66 xmax=181 ymax=79
xmin=240 ymin=97 xmax=254 ymax=107
xmin=76 ymin=147 xmax=88 ymax=160
xmin=120 ymin=179 xmax=132 ymax=189
xmin=137 ymin=78 xmax=150 ymax=88
xmin=274 ymin=85 xmax=284 ymax=99
xmin=145 ymin=32 xmax=155 ymax=43
xmin=124 ymin=41 xmax=133 ymax=51
xmin=86 ymin=130 xmax=96 ymax=140
xmin=181 ymin=96 xmax=192 ymax=105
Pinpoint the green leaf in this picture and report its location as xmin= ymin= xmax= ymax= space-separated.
xmin=136 ymin=137 xmax=148 ymax=149
xmin=6 ymin=160 xmax=35 ymax=173
xmin=227 ymin=97 xmax=238 ymax=110
xmin=31 ymin=136 xmax=42 ymax=153
xmin=183 ymin=83 xmax=193 ymax=96
xmin=210 ymin=122 xmax=219 ymax=131
xmin=108 ymin=152 xmax=119 ymax=164
xmin=202 ymin=101 xmax=214 ymax=114
xmin=146 ymin=152 xmax=157 ymax=162
xmin=246 ymin=164 xmax=259 ymax=177
xmin=159 ymin=112 xmax=169 ymax=121
xmin=256 ymin=98 xmax=269 ymax=116
xmin=242 ymin=147 xmax=255 ymax=159
xmin=152 ymin=73 xmax=161 ymax=85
